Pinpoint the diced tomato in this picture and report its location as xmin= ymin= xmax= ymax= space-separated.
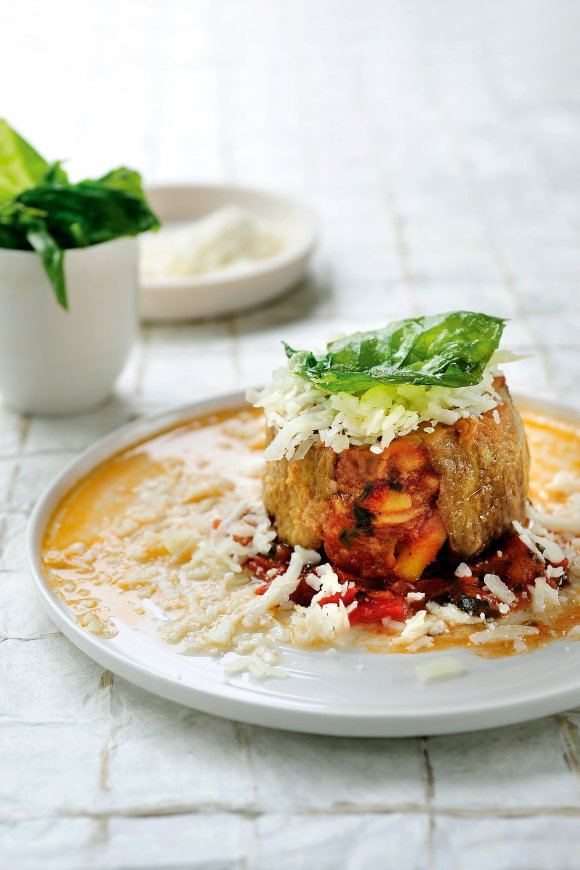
xmin=334 ymin=567 xmax=362 ymax=585
xmin=245 ymin=547 xmax=293 ymax=583
xmin=349 ymin=593 xmax=407 ymax=624
xmin=317 ymin=586 xmax=358 ymax=607
xmin=246 ymin=529 xmax=563 ymax=623
xmin=290 ymin=578 xmax=316 ymax=607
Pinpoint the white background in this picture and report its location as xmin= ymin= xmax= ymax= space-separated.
xmin=1 ymin=1 xmax=580 ymax=867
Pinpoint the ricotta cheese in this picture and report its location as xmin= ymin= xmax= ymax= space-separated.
xmin=141 ymin=205 xmax=284 ymax=279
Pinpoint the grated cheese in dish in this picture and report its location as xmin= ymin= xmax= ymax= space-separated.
xmin=140 ymin=205 xmax=284 ymax=279
xmin=249 ymin=358 xmax=505 ymax=461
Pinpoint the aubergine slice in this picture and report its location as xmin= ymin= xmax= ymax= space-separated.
xmin=262 ymin=377 xmax=529 ymax=582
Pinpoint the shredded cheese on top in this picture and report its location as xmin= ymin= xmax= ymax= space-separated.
xmin=249 ymin=362 xmax=503 ymax=461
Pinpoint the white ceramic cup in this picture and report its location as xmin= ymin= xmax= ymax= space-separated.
xmin=0 ymin=237 xmax=137 ymax=415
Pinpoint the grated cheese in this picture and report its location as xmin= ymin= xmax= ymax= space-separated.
xmin=381 ymin=617 xmax=406 ymax=632
xmin=483 ymin=573 xmax=517 ymax=607
xmin=528 ymin=577 xmax=561 ymax=613
xmin=407 ymin=636 xmax=434 ymax=652
xmin=546 ymin=471 xmax=580 ymax=497
xmin=529 ymin=497 xmax=580 ymax=536
xmin=513 ymin=520 xmax=566 ymax=565
xmin=426 ymin=601 xmax=480 ymax=626
xmin=393 ymin=610 xmax=429 ymax=644
xmin=469 ymin=625 xmax=540 ymax=647
xmin=44 ymin=406 xmax=580 ymax=677
xmin=242 ymin=546 xmax=320 ymax=627
xmin=414 ymin=657 xmax=465 ymax=683
xmin=454 ymin=562 xmax=472 ymax=578
xmin=291 ymin=599 xmax=351 ymax=644
xmin=140 ymin=205 xmax=284 ymax=279
xmin=249 ymin=360 xmax=503 ymax=461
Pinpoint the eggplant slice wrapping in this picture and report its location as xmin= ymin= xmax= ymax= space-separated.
xmin=262 ymin=378 xmax=530 ymax=581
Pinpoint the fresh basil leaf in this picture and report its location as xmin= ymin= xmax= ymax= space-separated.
xmin=0 ymin=122 xmax=160 ymax=308
xmin=95 ymin=166 xmax=145 ymax=197
xmin=26 ymin=223 xmax=67 ymax=308
xmin=42 ymin=161 xmax=69 ymax=186
xmin=283 ymin=342 xmax=298 ymax=359
xmin=353 ymin=503 xmax=375 ymax=534
xmin=7 ymin=182 xmax=158 ymax=306
xmin=0 ymin=120 xmax=52 ymax=203
xmin=0 ymin=200 xmax=47 ymax=246
xmin=287 ymin=312 xmax=506 ymax=393
xmin=17 ymin=181 xmax=160 ymax=248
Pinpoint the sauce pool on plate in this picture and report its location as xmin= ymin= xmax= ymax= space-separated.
xmin=41 ymin=405 xmax=580 ymax=659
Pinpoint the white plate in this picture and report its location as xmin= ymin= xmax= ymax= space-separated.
xmin=28 ymin=392 xmax=580 ymax=737
xmin=139 ymin=185 xmax=317 ymax=321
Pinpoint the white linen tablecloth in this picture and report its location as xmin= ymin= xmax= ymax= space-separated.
xmin=1 ymin=1 xmax=580 ymax=867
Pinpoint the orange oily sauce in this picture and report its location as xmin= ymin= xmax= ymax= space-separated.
xmin=42 ymin=408 xmax=264 ymax=638
xmin=42 ymin=404 xmax=580 ymax=657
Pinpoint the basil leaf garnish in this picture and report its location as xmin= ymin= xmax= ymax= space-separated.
xmin=285 ymin=312 xmax=506 ymax=392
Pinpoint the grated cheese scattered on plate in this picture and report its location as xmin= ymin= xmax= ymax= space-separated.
xmin=414 ymin=657 xmax=465 ymax=683
xmin=43 ymin=412 xmax=580 ymax=678
xmin=483 ymin=573 xmax=517 ymax=607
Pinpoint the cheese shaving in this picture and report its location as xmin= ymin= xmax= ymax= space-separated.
xmin=483 ymin=573 xmax=517 ymax=607
xmin=414 ymin=657 xmax=465 ymax=683
xmin=528 ymin=577 xmax=561 ymax=613
xmin=249 ymin=362 xmax=502 ymax=461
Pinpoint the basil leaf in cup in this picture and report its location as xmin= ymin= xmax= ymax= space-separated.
xmin=18 ymin=177 xmax=160 ymax=248
xmin=0 ymin=200 xmax=44 ymax=248
xmin=41 ymin=161 xmax=69 ymax=186
xmin=26 ymin=224 xmax=67 ymax=309
xmin=285 ymin=311 xmax=507 ymax=393
xmin=0 ymin=119 xmax=52 ymax=202
xmin=94 ymin=166 xmax=147 ymax=197
xmin=0 ymin=121 xmax=160 ymax=308
xmin=0 ymin=200 xmax=68 ymax=307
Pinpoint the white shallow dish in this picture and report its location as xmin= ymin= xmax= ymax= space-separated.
xmin=28 ymin=392 xmax=580 ymax=737
xmin=139 ymin=185 xmax=317 ymax=321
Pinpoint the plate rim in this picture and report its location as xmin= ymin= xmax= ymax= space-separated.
xmin=27 ymin=390 xmax=580 ymax=737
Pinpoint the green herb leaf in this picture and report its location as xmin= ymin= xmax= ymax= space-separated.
xmin=95 ymin=166 xmax=146 ymax=197
xmin=42 ymin=161 xmax=69 ymax=186
xmin=17 ymin=181 xmax=159 ymax=248
xmin=26 ymin=223 xmax=67 ymax=308
xmin=353 ymin=503 xmax=375 ymax=534
xmin=287 ymin=311 xmax=506 ymax=393
xmin=0 ymin=119 xmax=53 ymax=203
xmin=0 ymin=121 xmax=160 ymax=308
xmin=0 ymin=200 xmax=67 ymax=307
